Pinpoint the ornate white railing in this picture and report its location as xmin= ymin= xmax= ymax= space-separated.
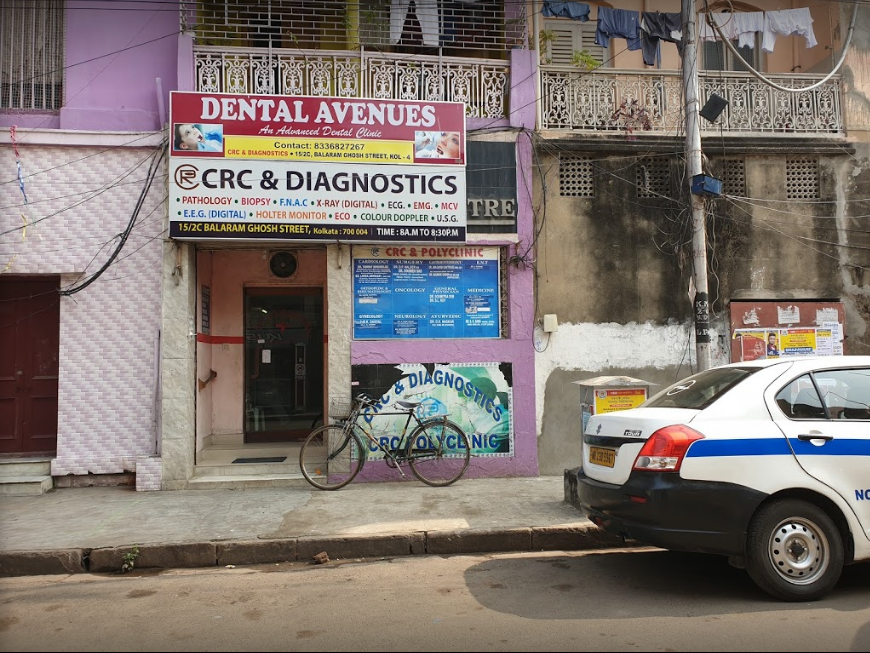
xmin=540 ymin=67 xmax=843 ymax=135
xmin=194 ymin=46 xmax=510 ymax=119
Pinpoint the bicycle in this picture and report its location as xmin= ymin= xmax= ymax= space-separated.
xmin=299 ymin=393 xmax=471 ymax=490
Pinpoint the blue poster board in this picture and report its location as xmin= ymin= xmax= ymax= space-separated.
xmin=353 ymin=248 xmax=500 ymax=339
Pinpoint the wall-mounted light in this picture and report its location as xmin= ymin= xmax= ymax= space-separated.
xmin=699 ymin=93 xmax=728 ymax=123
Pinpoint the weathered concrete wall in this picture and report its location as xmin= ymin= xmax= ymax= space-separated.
xmin=532 ymin=141 xmax=870 ymax=475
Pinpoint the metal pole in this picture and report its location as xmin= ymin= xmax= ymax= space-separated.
xmin=682 ymin=0 xmax=711 ymax=371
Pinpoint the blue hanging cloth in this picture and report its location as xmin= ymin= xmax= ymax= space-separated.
xmin=542 ymin=1 xmax=591 ymax=21
xmin=595 ymin=6 xmax=641 ymax=51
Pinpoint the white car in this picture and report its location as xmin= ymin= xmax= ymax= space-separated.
xmin=571 ymin=356 xmax=870 ymax=601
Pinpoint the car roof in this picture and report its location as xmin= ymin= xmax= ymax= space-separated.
xmin=716 ymin=356 xmax=870 ymax=371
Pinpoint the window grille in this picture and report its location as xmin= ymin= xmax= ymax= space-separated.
xmin=722 ymin=158 xmax=746 ymax=197
xmin=188 ymin=1 xmax=522 ymax=54
xmin=786 ymin=157 xmax=819 ymax=200
xmin=559 ymin=156 xmax=594 ymax=197
xmin=1 ymin=0 xmax=65 ymax=110
xmin=636 ymin=160 xmax=671 ymax=199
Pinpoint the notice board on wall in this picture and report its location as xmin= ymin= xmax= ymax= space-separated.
xmin=353 ymin=245 xmax=501 ymax=339
xmin=729 ymin=300 xmax=846 ymax=363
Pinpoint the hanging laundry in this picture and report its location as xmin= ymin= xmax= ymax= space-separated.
xmin=699 ymin=12 xmax=764 ymax=49
xmin=542 ymin=1 xmax=590 ymax=21
xmin=595 ymin=6 xmax=641 ymax=51
xmin=390 ymin=0 xmax=440 ymax=48
xmin=731 ymin=12 xmax=764 ymax=49
xmin=640 ymin=12 xmax=682 ymax=66
xmin=763 ymin=8 xmax=817 ymax=53
xmin=699 ymin=13 xmax=738 ymax=41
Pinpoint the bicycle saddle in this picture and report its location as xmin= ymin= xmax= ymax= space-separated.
xmin=396 ymin=400 xmax=421 ymax=409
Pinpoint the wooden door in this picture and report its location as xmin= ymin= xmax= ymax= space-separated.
xmin=0 ymin=277 xmax=60 ymax=454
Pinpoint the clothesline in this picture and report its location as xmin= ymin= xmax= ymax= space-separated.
xmin=542 ymin=1 xmax=818 ymax=66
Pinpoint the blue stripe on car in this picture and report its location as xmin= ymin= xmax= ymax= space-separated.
xmin=686 ymin=438 xmax=870 ymax=457
xmin=686 ymin=438 xmax=792 ymax=457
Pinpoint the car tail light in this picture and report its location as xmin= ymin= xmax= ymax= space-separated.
xmin=633 ymin=425 xmax=704 ymax=472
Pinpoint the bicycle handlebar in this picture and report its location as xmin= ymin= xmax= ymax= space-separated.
xmin=354 ymin=393 xmax=376 ymax=407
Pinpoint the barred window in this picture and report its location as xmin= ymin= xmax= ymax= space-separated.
xmin=190 ymin=1 xmax=521 ymax=54
xmin=786 ymin=157 xmax=820 ymax=200
xmin=1 ymin=0 xmax=65 ymax=111
xmin=559 ymin=156 xmax=594 ymax=197
xmin=636 ymin=160 xmax=671 ymax=199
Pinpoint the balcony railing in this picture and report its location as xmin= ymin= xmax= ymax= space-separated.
xmin=540 ymin=67 xmax=843 ymax=135
xmin=194 ymin=46 xmax=510 ymax=119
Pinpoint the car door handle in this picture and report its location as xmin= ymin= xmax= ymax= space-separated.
xmin=798 ymin=433 xmax=834 ymax=442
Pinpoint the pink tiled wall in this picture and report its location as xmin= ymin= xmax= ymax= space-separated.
xmin=135 ymin=457 xmax=163 ymax=491
xmin=0 ymin=142 xmax=165 ymax=476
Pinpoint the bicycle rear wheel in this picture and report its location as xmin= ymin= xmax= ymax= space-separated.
xmin=408 ymin=419 xmax=470 ymax=487
xmin=299 ymin=424 xmax=365 ymax=490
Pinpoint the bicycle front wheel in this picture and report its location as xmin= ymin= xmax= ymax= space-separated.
xmin=408 ymin=419 xmax=470 ymax=487
xmin=299 ymin=424 xmax=365 ymax=490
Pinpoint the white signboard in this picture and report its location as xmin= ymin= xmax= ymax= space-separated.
xmin=169 ymin=159 xmax=466 ymax=242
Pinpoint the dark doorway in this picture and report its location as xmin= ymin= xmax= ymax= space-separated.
xmin=0 ymin=276 xmax=60 ymax=455
xmin=244 ymin=287 xmax=324 ymax=443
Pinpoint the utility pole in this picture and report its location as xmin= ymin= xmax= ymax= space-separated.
xmin=681 ymin=0 xmax=712 ymax=371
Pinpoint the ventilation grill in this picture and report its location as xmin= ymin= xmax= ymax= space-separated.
xmin=269 ymin=251 xmax=298 ymax=278
xmin=722 ymin=158 xmax=746 ymax=197
xmin=786 ymin=157 xmax=819 ymax=199
xmin=636 ymin=161 xmax=671 ymax=199
xmin=559 ymin=156 xmax=594 ymax=197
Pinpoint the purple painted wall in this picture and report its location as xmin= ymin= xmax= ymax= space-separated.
xmin=352 ymin=49 xmax=539 ymax=478
xmin=0 ymin=1 xmax=180 ymax=131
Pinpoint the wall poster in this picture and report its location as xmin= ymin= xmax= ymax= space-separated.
xmin=353 ymin=245 xmax=500 ymax=339
xmin=729 ymin=300 xmax=846 ymax=362
xmin=351 ymin=362 xmax=513 ymax=458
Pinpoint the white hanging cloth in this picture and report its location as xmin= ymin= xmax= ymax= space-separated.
xmin=731 ymin=12 xmax=764 ymax=49
xmin=699 ymin=13 xmax=737 ymax=41
xmin=699 ymin=12 xmax=764 ymax=48
xmin=762 ymin=8 xmax=817 ymax=53
xmin=390 ymin=0 xmax=441 ymax=48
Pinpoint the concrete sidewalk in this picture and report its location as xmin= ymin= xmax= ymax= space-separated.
xmin=0 ymin=475 xmax=624 ymax=577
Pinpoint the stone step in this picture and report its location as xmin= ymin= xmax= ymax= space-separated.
xmin=187 ymin=474 xmax=311 ymax=490
xmin=207 ymin=433 xmax=245 ymax=446
xmin=0 ymin=459 xmax=52 ymax=478
xmin=198 ymin=446 xmax=301 ymax=462
xmin=0 ymin=476 xmax=54 ymax=496
xmin=194 ymin=461 xmax=302 ymax=476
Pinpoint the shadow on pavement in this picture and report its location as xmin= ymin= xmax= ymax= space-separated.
xmin=463 ymin=550 xmax=870 ymax=619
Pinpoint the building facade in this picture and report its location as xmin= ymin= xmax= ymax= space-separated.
xmin=2 ymin=1 xmax=867 ymax=491
xmin=1 ymin=1 xmax=539 ymax=491
xmin=531 ymin=0 xmax=870 ymax=474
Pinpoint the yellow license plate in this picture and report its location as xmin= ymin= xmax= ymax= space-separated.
xmin=589 ymin=446 xmax=616 ymax=468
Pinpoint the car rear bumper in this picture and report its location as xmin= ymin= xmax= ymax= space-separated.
xmin=565 ymin=467 xmax=768 ymax=557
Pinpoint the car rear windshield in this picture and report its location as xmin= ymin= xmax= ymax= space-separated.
xmin=645 ymin=367 xmax=760 ymax=410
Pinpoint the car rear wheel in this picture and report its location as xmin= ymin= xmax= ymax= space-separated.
xmin=746 ymin=499 xmax=844 ymax=602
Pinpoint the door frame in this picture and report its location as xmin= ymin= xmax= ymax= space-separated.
xmin=243 ymin=285 xmax=325 ymax=443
